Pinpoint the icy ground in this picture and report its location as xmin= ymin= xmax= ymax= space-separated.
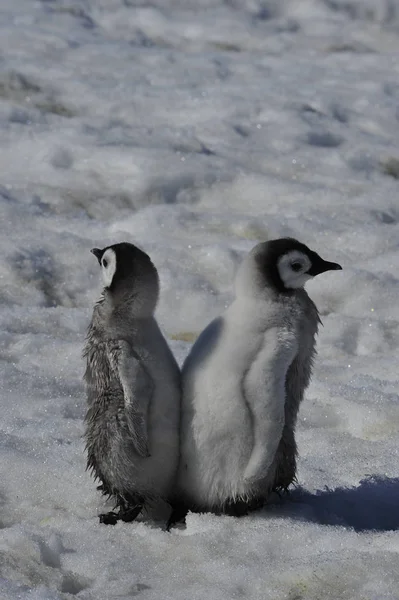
xmin=0 ymin=0 xmax=399 ymax=598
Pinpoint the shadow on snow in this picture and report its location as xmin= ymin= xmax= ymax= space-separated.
xmin=269 ymin=475 xmax=399 ymax=532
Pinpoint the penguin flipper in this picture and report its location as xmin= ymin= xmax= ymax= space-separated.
xmin=112 ymin=340 xmax=155 ymax=458
xmin=243 ymin=327 xmax=298 ymax=484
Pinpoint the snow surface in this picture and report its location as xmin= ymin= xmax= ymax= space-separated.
xmin=0 ymin=0 xmax=399 ymax=598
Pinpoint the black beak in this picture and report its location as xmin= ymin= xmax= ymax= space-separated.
xmin=324 ymin=261 xmax=342 ymax=271
xmin=90 ymin=248 xmax=103 ymax=264
xmin=308 ymin=256 xmax=342 ymax=277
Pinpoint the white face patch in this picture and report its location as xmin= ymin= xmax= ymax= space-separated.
xmin=277 ymin=250 xmax=312 ymax=289
xmin=100 ymin=248 xmax=117 ymax=288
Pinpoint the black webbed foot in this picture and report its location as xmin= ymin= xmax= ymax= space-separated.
xmin=166 ymin=502 xmax=188 ymax=531
xmin=223 ymin=499 xmax=250 ymax=517
xmin=99 ymin=511 xmax=119 ymax=525
xmin=273 ymin=484 xmax=293 ymax=498
xmin=99 ymin=502 xmax=143 ymax=525
xmin=119 ymin=504 xmax=143 ymax=523
xmin=222 ymin=497 xmax=264 ymax=517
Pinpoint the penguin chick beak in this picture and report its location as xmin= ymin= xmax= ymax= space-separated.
xmin=90 ymin=248 xmax=103 ymax=264
xmin=308 ymin=258 xmax=342 ymax=277
xmin=325 ymin=261 xmax=342 ymax=271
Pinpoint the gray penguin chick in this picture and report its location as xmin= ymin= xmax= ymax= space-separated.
xmin=176 ymin=238 xmax=342 ymax=518
xmin=83 ymin=242 xmax=181 ymax=525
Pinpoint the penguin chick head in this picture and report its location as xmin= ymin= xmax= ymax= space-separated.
xmin=91 ymin=242 xmax=159 ymax=314
xmin=237 ymin=238 xmax=342 ymax=296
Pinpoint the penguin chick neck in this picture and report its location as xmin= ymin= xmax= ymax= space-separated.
xmin=103 ymin=272 xmax=159 ymax=319
xmin=235 ymin=250 xmax=282 ymax=301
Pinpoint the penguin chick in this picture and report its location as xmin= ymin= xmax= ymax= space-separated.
xmin=83 ymin=242 xmax=181 ymax=525
xmin=176 ymin=238 xmax=342 ymax=517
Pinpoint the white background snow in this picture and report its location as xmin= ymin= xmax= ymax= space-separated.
xmin=0 ymin=0 xmax=399 ymax=598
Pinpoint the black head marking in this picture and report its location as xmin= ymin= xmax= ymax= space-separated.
xmin=91 ymin=242 xmax=157 ymax=292
xmin=254 ymin=237 xmax=342 ymax=293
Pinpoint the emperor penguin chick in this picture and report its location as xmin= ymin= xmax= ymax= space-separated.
xmin=177 ymin=238 xmax=342 ymax=517
xmin=83 ymin=242 xmax=180 ymax=525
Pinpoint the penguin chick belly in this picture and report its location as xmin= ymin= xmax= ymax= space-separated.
xmin=179 ymin=321 xmax=266 ymax=508
xmin=240 ymin=324 xmax=297 ymax=493
xmin=188 ymin=370 xmax=253 ymax=507
xmin=179 ymin=302 xmax=297 ymax=511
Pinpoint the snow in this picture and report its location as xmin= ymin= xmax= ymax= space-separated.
xmin=0 ymin=0 xmax=398 ymax=598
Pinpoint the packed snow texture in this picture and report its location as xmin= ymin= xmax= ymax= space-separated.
xmin=0 ymin=0 xmax=398 ymax=598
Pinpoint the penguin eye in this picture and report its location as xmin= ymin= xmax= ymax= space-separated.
xmin=291 ymin=262 xmax=302 ymax=272
xmin=102 ymin=259 xmax=108 ymax=268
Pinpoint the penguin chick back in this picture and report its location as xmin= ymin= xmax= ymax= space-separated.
xmin=83 ymin=242 xmax=181 ymax=520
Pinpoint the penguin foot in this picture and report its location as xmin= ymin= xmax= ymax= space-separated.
xmin=99 ymin=503 xmax=143 ymax=525
xmin=272 ymin=478 xmax=297 ymax=496
xmin=166 ymin=502 xmax=188 ymax=531
xmin=99 ymin=511 xmax=119 ymax=525
xmin=223 ymin=500 xmax=249 ymax=517
xmin=222 ymin=497 xmax=264 ymax=517
xmin=119 ymin=504 xmax=143 ymax=523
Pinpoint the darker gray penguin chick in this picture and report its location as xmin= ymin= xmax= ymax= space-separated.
xmin=83 ymin=242 xmax=181 ymax=526
xmin=176 ymin=238 xmax=342 ymax=518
